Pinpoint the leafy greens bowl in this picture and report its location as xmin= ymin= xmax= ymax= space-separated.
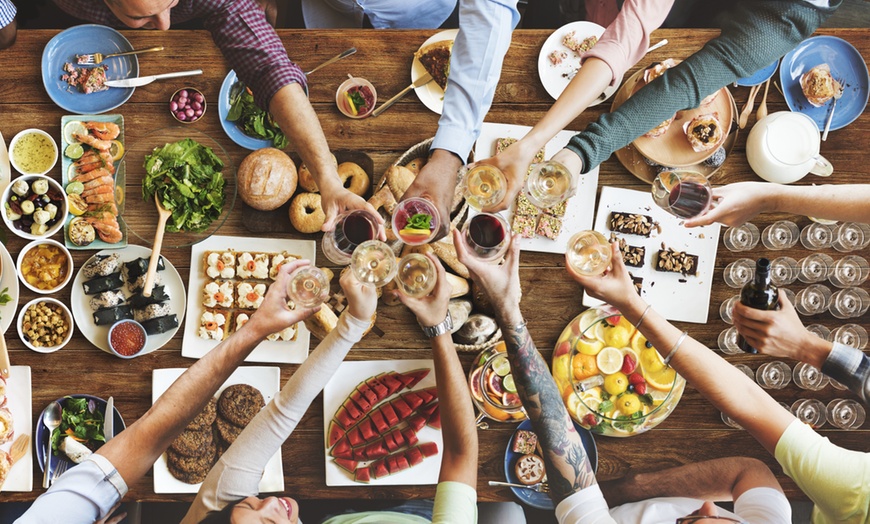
xmin=124 ymin=127 xmax=236 ymax=248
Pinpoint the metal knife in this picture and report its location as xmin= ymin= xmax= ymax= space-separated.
xmin=105 ymin=70 xmax=203 ymax=88
xmin=371 ymin=73 xmax=434 ymax=118
xmin=104 ymin=397 xmax=114 ymax=441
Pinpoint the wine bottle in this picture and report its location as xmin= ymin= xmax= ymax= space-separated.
xmin=737 ymin=258 xmax=779 ymax=354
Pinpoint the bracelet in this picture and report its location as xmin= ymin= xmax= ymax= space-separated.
xmin=510 ymin=319 xmax=528 ymax=333
xmin=664 ymin=331 xmax=688 ymax=366
xmin=634 ymin=304 xmax=652 ymax=331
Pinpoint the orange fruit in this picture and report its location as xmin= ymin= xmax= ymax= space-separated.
xmin=572 ymin=353 xmax=599 ymax=380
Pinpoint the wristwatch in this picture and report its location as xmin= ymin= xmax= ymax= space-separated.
xmin=420 ymin=311 xmax=453 ymax=339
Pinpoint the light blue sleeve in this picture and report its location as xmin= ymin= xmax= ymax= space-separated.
xmin=0 ymin=0 xmax=16 ymax=27
xmin=431 ymin=0 xmax=519 ymax=160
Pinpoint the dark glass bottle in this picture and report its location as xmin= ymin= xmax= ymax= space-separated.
xmin=737 ymin=258 xmax=779 ymax=354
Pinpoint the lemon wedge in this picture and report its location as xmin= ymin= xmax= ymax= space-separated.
xmin=596 ymin=347 xmax=623 ymax=375
xmin=63 ymin=121 xmax=87 ymax=145
xmin=67 ymin=193 xmax=88 ymax=216
xmin=109 ymin=140 xmax=124 ymax=162
xmin=344 ymin=92 xmax=359 ymax=116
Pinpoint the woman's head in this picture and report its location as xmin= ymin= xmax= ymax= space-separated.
xmin=200 ymin=496 xmax=299 ymax=524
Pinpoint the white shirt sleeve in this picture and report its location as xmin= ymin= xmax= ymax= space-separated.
xmin=733 ymin=487 xmax=792 ymax=524
xmin=555 ymin=484 xmax=618 ymax=524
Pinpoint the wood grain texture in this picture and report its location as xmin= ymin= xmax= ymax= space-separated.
xmin=1 ymin=28 xmax=867 ymax=503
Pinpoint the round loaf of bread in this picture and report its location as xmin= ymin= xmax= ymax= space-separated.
xmin=237 ymin=148 xmax=297 ymax=210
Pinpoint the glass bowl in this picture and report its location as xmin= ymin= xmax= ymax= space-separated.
xmin=551 ymin=305 xmax=686 ymax=437
xmin=468 ymin=342 xmax=527 ymax=426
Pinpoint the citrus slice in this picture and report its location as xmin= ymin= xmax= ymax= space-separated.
xmin=64 ymin=143 xmax=84 ymax=160
xmin=630 ymin=331 xmax=651 ymax=354
xmin=596 ymin=347 xmax=623 ymax=375
xmin=67 ymin=193 xmax=88 ymax=216
xmin=648 ymin=388 xmax=669 ymax=405
xmin=646 ymin=366 xmax=677 ymax=391
xmin=640 ymin=347 xmax=666 ymax=374
xmin=67 ymin=163 xmax=78 ymax=181
xmin=63 ymin=121 xmax=87 ymax=145
xmin=808 ymin=216 xmax=838 ymax=225
xmin=108 ymin=140 xmax=125 ymax=161
xmin=603 ymin=325 xmax=631 ymax=348
xmin=344 ymin=92 xmax=359 ymax=116
xmin=575 ymin=336 xmax=603 ymax=356
xmin=491 ymin=355 xmax=511 ymax=377
xmin=503 ymin=374 xmax=516 ymax=393
xmin=65 ymin=181 xmax=84 ymax=195
xmin=577 ymin=309 xmax=599 ymax=335
xmin=591 ymin=321 xmax=605 ymax=343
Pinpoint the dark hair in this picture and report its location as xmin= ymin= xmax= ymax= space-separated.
xmin=198 ymin=500 xmax=242 ymax=524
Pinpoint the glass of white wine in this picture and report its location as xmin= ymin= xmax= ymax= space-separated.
xmin=287 ymin=266 xmax=330 ymax=309
xmin=525 ymin=160 xmax=576 ymax=208
xmin=351 ymin=240 xmax=398 ymax=288
xmin=395 ymin=253 xmax=437 ymax=298
xmin=461 ymin=164 xmax=507 ymax=210
xmin=565 ymin=230 xmax=611 ymax=277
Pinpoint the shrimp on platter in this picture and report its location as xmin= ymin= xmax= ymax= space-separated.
xmin=84 ymin=121 xmax=120 ymax=140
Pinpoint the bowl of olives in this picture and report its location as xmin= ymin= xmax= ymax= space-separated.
xmin=2 ymin=175 xmax=68 ymax=240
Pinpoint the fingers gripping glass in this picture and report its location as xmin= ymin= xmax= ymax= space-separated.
xmin=676 ymin=516 xmax=746 ymax=524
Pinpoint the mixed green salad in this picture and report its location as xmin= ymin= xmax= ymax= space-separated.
xmin=50 ymin=397 xmax=106 ymax=455
xmin=143 ymin=138 xmax=226 ymax=233
xmin=227 ymin=81 xmax=288 ymax=149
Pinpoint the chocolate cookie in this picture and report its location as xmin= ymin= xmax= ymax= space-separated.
xmin=215 ymin=415 xmax=244 ymax=446
xmin=169 ymin=427 xmax=213 ymax=457
xmin=167 ymin=439 xmax=216 ymax=484
xmin=218 ymin=384 xmax=265 ymax=426
xmin=185 ymin=397 xmax=217 ymax=431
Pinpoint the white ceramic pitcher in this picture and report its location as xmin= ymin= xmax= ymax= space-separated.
xmin=746 ymin=111 xmax=833 ymax=184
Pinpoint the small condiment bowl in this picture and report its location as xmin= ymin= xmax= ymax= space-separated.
xmin=336 ymin=76 xmax=377 ymax=119
xmin=8 ymin=129 xmax=58 ymax=176
xmin=17 ymin=297 xmax=74 ymax=353
xmin=108 ymin=319 xmax=148 ymax=359
xmin=2 ymin=174 xmax=69 ymax=240
xmin=16 ymin=238 xmax=74 ymax=294
xmin=170 ymin=87 xmax=207 ymax=124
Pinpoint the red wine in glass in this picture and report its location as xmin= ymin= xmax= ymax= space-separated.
xmin=668 ymin=180 xmax=712 ymax=218
xmin=323 ymin=210 xmax=378 ymax=265
xmin=463 ymin=213 xmax=509 ymax=261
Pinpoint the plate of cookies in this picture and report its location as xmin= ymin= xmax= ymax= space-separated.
xmin=182 ymin=234 xmax=315 ymax=364
xmin=152 ymin=366 xmax=282 ymax=493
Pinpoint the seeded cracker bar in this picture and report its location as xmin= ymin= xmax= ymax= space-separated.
xmin=512 ymin=214 xmax=537 ymax=238
xmin=609 ymin=212 xmax=654 ymax=237
xmin=536 ymin=214 xmax=562 ymax=240
xmin=655 ymin=249 xmax=698 ymax=276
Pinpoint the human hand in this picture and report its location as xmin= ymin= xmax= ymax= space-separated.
xmin=473 ymin=138 xmax=538 ymax=213
xmin=683 ymin=182 xmax=775 ymax=228
xmin=339 ymin=268 xmax=378 ymax=323
xmin=320 ymin=181 xmax=385 ymax=238
xmin=401 ymin=149 xmax=463 ymax=241
xmin=567 ymin=242 xmax=639 ymax=311
xmin=246 ymin=260 xmax=320 ymax=337
xmin=454 ymin=229 xmax=523 ymax=326
xmin=732 ymin=290 xmax=818 ymax=362
xmin=395 ymin=253 xmax=451 ymax=327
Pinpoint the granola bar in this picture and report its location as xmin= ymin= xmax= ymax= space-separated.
xmin=610 ymin=234 xmax=645 ymax=267
xmin=515 ymin=193 xmax=538 ymax=216
xmin=545 ymin=200 xmax=567 ymax=218
xmin=609 ymin=212 xmax=654 ymax=237
xmin=536 ymin=213 xmax=562 ymax=240
xmin=511 ymin=214 xmax=537 ymax=238
xmin=655 ymin=248 xmax=698 ymax=276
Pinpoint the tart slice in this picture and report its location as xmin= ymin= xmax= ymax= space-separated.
xmin=415 ymin=40 xmax=453 ymax=90
xmin=684 ymin=113 xmax=723 ymax=152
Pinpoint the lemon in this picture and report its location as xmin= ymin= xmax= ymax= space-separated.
xmin=603 ymin=372 xmax=628 ymax=396
xmin=65 ymin=181 xmax=84 ymax=195
xmin=64 ymin=143 xmax=84 ymax=160
xmin=565 ymin=389 xmax=581 ymax=417
xmin=502 ymin=374 xmax=516 ymax=393
xmin=646 ymin=366 xmax=677 ymax=391
xmin=67 ymin=193 xmax=88 ymax=216
xmin=581 ymin=396 xmax=601 ymax=413
xmin=491 ymin=355 xmax=511 ymax=377
xmin=809 ymin=216 xmax=838 ymax=225
xmin=591 ymin=321 xmax=605 ymax=343
xmin=631 ymin=331 xmax=652 ymax=354
xmin=109 ymin=140 xmax=124 ymax=161
xmin=648 ymin=388 xmax=669 ymax=406
xmin=575 ymin=336 xmax=604 ymax=356
xmin=596 ymin=347 xmax=623 ymax=375
xmin=344 ymin=92 xmax=359 ymax=116
xmin=640 ymin=347 xmax=666 ymax=374
xmin=577 ymin=309 xmax=599 ymax=335
xmin=616 ymin=393 xmax=642 ymax=415
xmin=603 ymin=325 xmax=631 ymax=348
xmin=67 ymin=163 xmax=78 ymax=181
xmin=63 ymin=121 xmax=87 ymax=145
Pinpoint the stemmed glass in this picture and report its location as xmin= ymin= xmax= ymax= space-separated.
xmin=829 ymin=288 xmax=870 ymax=319
xmin=723 ymin=258 xmax=755 ymax=288
xmin=790 ymin=399 xmax=826 ymax=428
xmin=462 ymin=212 xmax=510 ymax=262
xmin=761 ymin=220 xmax=800 ymax=250
xmin=395 ymin=253 xmax=437 ymax=298
xmin=525 ymin=160 xmax=576 ymax=208
xmin=769 ymin=256 xmax=799 ymax=286
xmin=350 ymin=240 xmax=398 ymax=287
xmin=392 ymin=197 xmax=440 ymax=245
xmin=831 ymin=324 xmax=868 ymax=350
xmin=755 ymin=361 xmax=792 ymax=389
xmin=723 ymin=223 xmax=760 ymax=252
xmin=780 ymin=287 xmax=796 ymax=306
xmin=717 ymin=327 xmax=741 ymax=355
xmin=733 ymin=364 xmax=755 ymax=381
xmin=793 ymin=362 xmax=829 ymax=391
xmin=565 ymin=230 xmax=612 ymax=276
xmin=795 ymin=284 xmax=833 ymax=316
xmin=798 ymin=253 xmax=834 ymax=284
xmin=719 ymin=295 xmax=740 ymax=325
xmin=799 ymin=222 xmax=835 ymax=250
xmin=322 ymin=209 xmax=380 ymax=265
xmin=286 ymin=266 xmax=330 ymax=309
xmin=721 ymin=412 xmax=743 ymax=429
xmin=805 ymin=324 xmax=832 ymax=341
xmin=832 ymin=222 xmax=870 ymax=252
xmin=829 ymin=255 xmax=870 ymax=288
xmin=651 ymin=170 xmax=712 ymax=219
xmin=461 ymin=164 xmax=507 ymax=211
xmin=826 ymin=399 xmax=866 ymax=430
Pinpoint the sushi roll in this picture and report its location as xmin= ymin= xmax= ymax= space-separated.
xmin=93 ymin=305 xmax=133 ymax=326
xmin=236 ymin=282 xmax=267 ymax=309
xmin=237 ymin=252 xmax=269 ymax=280
xmin=89 ymin=290 xmax=125 ymax=312
xmin=266 ymin=325 xmax=297 ymax=342
xmin=128 ymin=286 xmax=170 ymax=308
xmin=269 ymin=252 xmax=298 ymax=280
xmin=140 ymin=314 xmax=179 ymax=335
xmin=205 ymin=252 xmax=236 ymax=279
xmin=126 ymin=272 xmax=162 ymax=295
xmin=82 ymin=273 xmax=124 ymax=295
xmin=60 ymin=435 xmax=92 ymax=464
xmin=82 ymin=254 xmax=121 ymax=280
xmin=198 ymin=310 xmax=228 ymax=340
xmin=203 ymin=281 xmax=233 ymax=308
xmin=133 ymin=303 xmax=172 ymax=324
xmin=122 ymin=256 xmax=165 ymax=281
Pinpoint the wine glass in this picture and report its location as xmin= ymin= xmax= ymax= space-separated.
xmin=799 ymin=222 xmax=835 ymax=250
xmin=565 ymin=230 xmax=612 ymax=276
xmin=392 ymin=197 xmax=440 ymax=246
xmin=755 ymin=361 xmax=792 ymax=389
xmin=461 ymin=212 xmax=510 ymax=262
xmin=395 ymin=253 xmax=437 ymax=298
xmin=721 ymin=412 xmax=743 ymax=429
xmin=832 ymin=222 xmax=870 ymax=252
xmin=805 ymin=324 xmax=832 ymax=341
xmin=717 ymin=327 xmax=741 ymax=355
xmin=790 ymin=399 xmax=826 ymax=428
xmin=322 ymin=209 xmax=380 ymax=265
xmin=794 ymin=284 xmax=833 ymax=316
xmin=719 ymin=295 xmax=740 ymax=325
xmin=723 ymin=223 xmax=760 ymax=252
xmin=525 ymin=160 xmax=576 ymax=208
xmin=350 ymin=240 xmax=398 ymax=287
xmin=798 ymin=253 xmax=834 ymax=284
xmin=651 ymin=170 xmax=712 ymax=219
xmin=829 ymin=255 xmax=870 ymax=288
xmin=793 ymin=362 xmax=829 ymax=391
xmin=826 ymin=399 xmax=866 ymax=430
xmin=723 ymin=258 xmax=755 ymax=288
xmin=780 ymin=287 xmax=796 ymax=306
xmin=286 ymin=266 xmax=330 ymax=309
xmin=461 ymin=164 xmax=507 ymax=211
xmin=829 ymin=288 xmax=870 ymax=319
xmin=829 ymin=378 xmax=849 ymax=391
xmin=761 ymin=220 xmax=800 ymax=250
xmin=769 ymin=257 xmax=799 ymax=286
xmin=831 ymin=324 xmax=868 ymax=350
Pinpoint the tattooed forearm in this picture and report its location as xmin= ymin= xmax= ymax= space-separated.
xmin=503 ymin=322 xmax=597 ymax=502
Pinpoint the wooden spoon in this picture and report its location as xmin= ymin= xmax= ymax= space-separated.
xmin=738 ymin=84 xmax=761 ymax=129
xmin=756 ymin=78 xmax=772 ymax=121
xmin=0 ymin=434 xmax=31 ymax=491
xmin=0 ymin=334 xmax=10 ymax=379
xmin=143 ymin=195 xmax=172 ymax=297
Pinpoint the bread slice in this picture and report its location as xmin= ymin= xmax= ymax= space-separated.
xmin=415 ymin=40 xmax=453 ymax=90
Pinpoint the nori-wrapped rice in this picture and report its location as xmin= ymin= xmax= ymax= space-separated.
xmin=93 ymin=305 xmax=133 ymax=326
xmin=123 ymin=256 xmax=164 ymax=281
xmin=82 ymin=273 xmax=125 ymax=295
xmin=140 ymin=314 xmax=179 ymax=335
xmin=128 ymin=286 xmax=170 ymax=308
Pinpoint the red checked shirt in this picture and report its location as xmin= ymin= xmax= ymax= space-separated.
xmin=51 ymin=0 xmax=306 ymax=110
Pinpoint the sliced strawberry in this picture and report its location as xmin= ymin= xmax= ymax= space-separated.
xmin=634 ymin=383 xmax=647 ymax=395
xmin=582 ymin=413 xmax=599 ymax=427
xmin=402 ymin=391 xmax=424 ymax=410
xmin=347 ymin=426 xmax=364 ymax=447
xmin=405 ymin=446 xmax=424 ymax=466
xmin=628 ymin=373 xmax=645 ymax=386
xmin=605 ymin=314 xmax=621 ymax=326
xmin=403 ymin=369 xmax=430 ymax=389
xmin=408 ymin=414 xmax=426 ymax=432
xmin=331 ymin=437 xmax=352 ymax=459
xmin=401 ymin=427 xmax=418 ymax=447
xmin=327 ymin=420 xmax=346 ymax=448
xmin=380 ymin=403 xmax=399 ymax=427
xmin=426 ymin=404 xmax=441 ymax=429
xmin=370 ymin=409 xmax=389 ymax=433
xmin=354 ymin=467 xmax=371 ymax=483
xmin=554 ymin=340 xmax=571 ymax=357
xmin=358 ymin=418 xmax=377 ymax=442
xmin=391 ymin=397 xmax=413 ymax=419
xmin=419 ymin=442 xmax=439 ymax=457
xmin=334 ymin=458 xmax=358 ymax=474
xmin=621 ymin=354 xmax=638 ymax=375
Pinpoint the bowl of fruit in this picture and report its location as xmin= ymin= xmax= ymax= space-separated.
xmin=551 ymin=305 xmax=686 ymax=437
xmin=468 ymin=342 xmax=527 ymax=427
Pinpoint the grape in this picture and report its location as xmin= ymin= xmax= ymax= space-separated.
xmin=193 ymin=93 xmax=204 ymax=103
xmin=191 ymin=101 xmax=201 ymax=110
xmin=169 ymin=101 xmax=178 ymax=112
xmin=176 ymin=111 xmax=187 ymax=121
xmin=178 ymin=89 xmax=188 ymax=99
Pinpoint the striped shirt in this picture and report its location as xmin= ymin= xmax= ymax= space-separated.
xmin=51 ymin=0 xmax=306 ymax=110
xmin=0 ymin=0 xmax=15 ymax=28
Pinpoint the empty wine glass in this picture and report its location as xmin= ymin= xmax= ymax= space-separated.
xmin=798 ymin=253 xmax=834 ymax=283
xmin=829 ymin=288 xmax=870 ymax=319
xmin=829 ymin=255 xmax=870 ymax=288
xmin=826 ymin=399 xmax=866 ymax=430
xmin=565 ymin=230 xmax=612 ymax=276
xmin=733 ymin=363 xmax=755 ymax=381
xmin=780 ymin=287 xmax=796 ymax=306
xmin=525 ymin=160 xmax=576 ymax=208
xmin=717 ymin=327 xmax=741 ymax=355
xmin=831 ymin=324 xmax=868 ymax=350
xmin=723 ymin=258 xmax=755 ymax=288
xmin=723 ymin=223 xmax=760 ymax=252
xmin=769 ymin=256 xmax=799 ymax=286
xmin=795 ymin=284 xmax=833 ymax=316
xmin=462 ymin=212 xmax=510 ymax=262
xmin=761 ymin=220 xmax=800 ymax=250
xmin=805 ymin=324 xmax=832 ymax=341
xmin=832 ymin=222 xmax=870 ymax=252
xmin=719 ymin=295 xmax=740 ymax=325
xmin=790 ymin=399 xmax=826 ymax=428
xmin=395 ymin=253 xmax=437 ymax=298
xmin=721 ymin=412 xmax=743 ymax=429
xmin=286 ymin=266 xmax=330 ymax=309
xmin=829 ymin=378 xmax=849 ymax=391
xmin=350 ymin=240 xmax=398 ymax=287
xmin=799 ymin=222 xmax=835 ymax=250
xmin=461 ymin=164 xmax=507 ymax=210
xmin=322 ymin=209 xmax=380 ymax=265
xmin=756 ymin=361 xmax=792 ymax=389
xmin=793 ymin=362 xmax=829 ymax=390
xmin=392 ymin=197 xmax=440 ymax=245
xmin=651 ymin=170 xmax=713 ymax=219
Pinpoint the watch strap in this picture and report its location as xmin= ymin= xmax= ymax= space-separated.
xmin=420 ymin=311 xmax=453 ymax=338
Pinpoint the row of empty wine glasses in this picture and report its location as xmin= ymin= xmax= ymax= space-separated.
xmin=719 ymin=283 xmax=869 ymax=319
xmin=723 ymin=255 xmax=869 ymax=289
xmin=719 ymin=323 xmax=868 ymax=354
xmin=723 ymin=399 xmax=864 ymax=430
xmin=724 ymin=221 xmax=870 ymax=253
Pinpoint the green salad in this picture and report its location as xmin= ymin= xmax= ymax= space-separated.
xmin=227 ymin=81 xmax=288 ymax=149
xmin=50 ymin=397 xmax=106 ymax=455
xmin=143 ymin=138 xmax=226 ymax=233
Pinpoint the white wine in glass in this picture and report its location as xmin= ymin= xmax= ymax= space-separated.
xmin=462 ymin=164 xmax=507 ymax=210
xmin=525 ymin=161 xmax=576 ymax=208
xmin=395 ymin=253 xmax=437 ymax=298
xmin=287 ymin=266 xmax=330 ymax=309
xmin=565 ymin=230 xmax=611 ymax=276
xmin=351 ymin=240 xmax=398 ymax=288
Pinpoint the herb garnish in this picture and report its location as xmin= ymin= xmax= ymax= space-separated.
xmin=50 ymin=397 xmax=106 ymax=455
xmin=0 ymin=287 xmax=11 ymax=306
xmin=349 ymin=90 xmax=367 ymax=109
xmin=406 ymin=213 xmax=432 ymax=230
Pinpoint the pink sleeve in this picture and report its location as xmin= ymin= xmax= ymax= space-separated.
xmin=580 ymin=0 xmax=675 ymax=86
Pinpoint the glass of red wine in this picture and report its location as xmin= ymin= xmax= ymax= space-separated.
xmin=461 ymin=212 xmax=510 ymax=262
xmin=651 ymin=170 xmax=713 ymax=220
xmin=322 ymin=209 xmax=380 ymax=265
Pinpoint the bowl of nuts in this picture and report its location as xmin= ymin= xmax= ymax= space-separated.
xmin=16 ymin=239 xmax=74 ymax=294
xmin=17 ymin=298 xmax=74 ymax=353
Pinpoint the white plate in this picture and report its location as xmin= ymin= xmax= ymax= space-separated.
xmin=537 ymin=21 xmax=615 ymax=104
xmin=182 ymin=235 xmax=314 ymax=364
xmin=152 ymin=366 xmax=283 ymax=494
xmin=583 ymin=186 xmax=720 ymax=323
xmin=411 ymin=29 xmax=457 ymax=115
xmin=0 ymin=131 xmax=10 ymax=194
xmin=71 ymin=245 xmax=186 ymax=354
xmin=323 ymin=360 xmax=442 ymax=487
xmin=472 ymin=122 xmax=599 ymax=254
xmin=2 ymin=366 xmax=32 ymax=491
xmin=0 ymin=242 xmax=20 ymax=333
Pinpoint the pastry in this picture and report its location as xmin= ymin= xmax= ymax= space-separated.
xmin=237 ymin=148 xmax=297 ymax=211
xmin=236 ymin=252 xmax=269 ymax=280
xmin=511 ymin=214 xmax=537 ymax=238
xmin=655 ymin=249 xmax=699 ymax=276
xmin=236 ymin=282 xmax=267 ymax=309
xmin=801 ymin=64 xmax=840 ymax=107
xmin=684 ymin=113 xmax=723 ymax=152
xmin=536 ymin=213 xmax=562 ymax=240
xmin=198 ymin=310 xmax=229 ymax=340
xmin=414 ymin=40 xmax=452 ymax=90
xmin=643 ymin=115 xmax=674 ymax=138
xmin=202 ymin=280 xmax=233 ymax=309
xmin=385 ymin=165 xmax=417 ymax=200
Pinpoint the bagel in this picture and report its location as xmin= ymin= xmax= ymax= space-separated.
xmin=237 ymin=148 xmax=297 ymax=211
xmin=298 ymin=153 xmax=338 ymax=193
xmin=337 ymin=162 xmax=371 ymax=197
xmin=288 ymin=192 xmax=326 ymax=234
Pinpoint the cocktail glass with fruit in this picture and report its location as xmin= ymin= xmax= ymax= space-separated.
xmin=392 ymin=197 xmax=440 ymax=246
xmin=550 ymin=305 xmax=686 ymax=437
xmin=468 ymin=343 xmax=527 ymax=428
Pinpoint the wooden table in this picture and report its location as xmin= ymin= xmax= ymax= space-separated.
xmin=1 ymin=28 xmax=868 ymax=504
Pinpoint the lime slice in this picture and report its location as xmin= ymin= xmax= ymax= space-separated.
xmin=64 ymin=143 xmax=84 ymax=160
xmin=65 ymin=181 xmax=84 ymax=195
xmin=491 ymin=355 xmax=511 ymax=377
xmin=109 ymin=140 xmax=124 ymax=161
xmin=596 ymin=347 xmax=623 ymax=375
xmin=502 ymin=374 xmax=516 ymax=393
xmin=63 ymin=121 xmax=87 ymax=145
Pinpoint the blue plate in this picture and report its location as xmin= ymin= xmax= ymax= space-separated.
xmin=41 ymin=25 xmax=139 ymax=115
xmin=503 ymin=419 xmax=598 ymax=510
xmin=218 ymin=70 xmax=274 ymax=151
xmin=736 ymin=59 xmax=779 ymax=87
xmin=780 ymin=35 xmax=869 ymax=131
xmin=35 ymin=395 xmax=125 ymax=477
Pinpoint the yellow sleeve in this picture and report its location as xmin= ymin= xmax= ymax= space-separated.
xmin=431 ymin=481 xmax=477 ymax=524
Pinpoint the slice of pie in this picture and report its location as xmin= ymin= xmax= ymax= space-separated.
xmin=415 ymin=40 xmax=453 ymax=90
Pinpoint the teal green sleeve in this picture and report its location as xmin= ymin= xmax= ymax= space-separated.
xmin=432 ymin=481 xmax=477 ymax=524
xmin=566 ymin=0 xmax=841 ymax=173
